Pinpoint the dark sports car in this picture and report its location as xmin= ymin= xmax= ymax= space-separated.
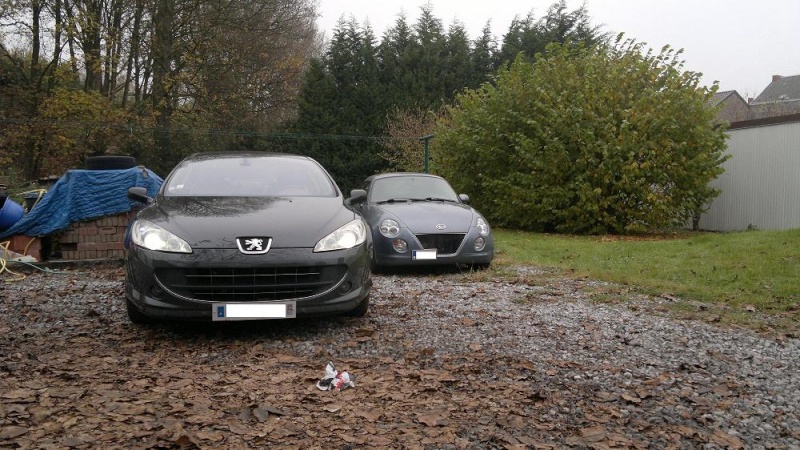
xmin=124 ymin=153 xmax=372 ymax=323
xmin=351 ymin=173 xmax=494 ymax=268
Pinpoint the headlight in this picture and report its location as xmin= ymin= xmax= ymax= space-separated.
xmin=476 ymin=217 xmax=490 ymax=236
xmin=130 ymin=219 xmax=192 ymax=253
xmin=314 ymin=219 xmax=367 ymax=252
xmin=379 ymin=219 xmax=400 ymax=238
xmin=392 ymin=239 xmax=408 ymax=253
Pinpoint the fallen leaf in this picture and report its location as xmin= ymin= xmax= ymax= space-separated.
xmin=259 ymin=404 xmax=287 ymax=416
xmin=417 ymin=412 xmax=449 ymax=427
xmin=355 ymin=408 xmax=382 ymax=422
xmin=0 ymin=426 xmax=28 ymax=440
xmin=580 ymin=426 xmax=607 ymax=442
xmin=195 ymin=430 xmax=225 ymax=442
xmin=621 ymin=393 xmax=641 ymax=404
xmin=2 ymin=389 xmax=36 ymax=400
xmin=228 ymin=422 xmax=250 ymax=435
xmin=63 ymin=436 xmax=85 ymax=447
xmin=711 ymin=430 xmax=744 ymax=449
xmin=635 ymin=388 xmax=653 ymax=399
xmin=595 ymin=392 xmax=617 ymax=402
xmin=355 ymin=327 xmax=376 ymax=337
xmin=253 ymin=406 xmax=270 ymax=422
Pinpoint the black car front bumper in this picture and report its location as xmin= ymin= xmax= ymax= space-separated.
xmin=372 ymin=229 xmax=494 ymax=266
xmin=125 ymin=244 xmax=372 ymax=321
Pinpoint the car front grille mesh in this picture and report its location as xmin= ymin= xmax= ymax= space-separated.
xmin=415 ymin=234 xmax=466 ymax=255
xmin=156 ymin=266 xmax=346 ymax=302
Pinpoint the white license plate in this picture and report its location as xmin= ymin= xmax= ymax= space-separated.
xmin=413 ymin=249 xmax=437 ymax=260
xmin=212 ymin=302 xmax=296 ymax=321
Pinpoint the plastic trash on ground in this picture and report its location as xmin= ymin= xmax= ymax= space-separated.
xmin=1 ymin=246 xmax=35 ymax=262
xmin=316 ymin=361 xmax=356 ymax=391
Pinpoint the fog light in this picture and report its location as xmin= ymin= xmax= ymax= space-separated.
xmin=392 ymin=239 xmax=408 ymax=253
xmin=339 ymin=281 xmax=353 ymax=294
xmin=473 ymin=237 xmax=486 ymax=251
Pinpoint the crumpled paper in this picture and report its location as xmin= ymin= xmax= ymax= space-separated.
xmin=316 ymin=361 xmax=356 ymax=391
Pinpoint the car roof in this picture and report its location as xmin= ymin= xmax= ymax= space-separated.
xmin=182 ymin=152 xmax=312 ymax=162
xmin=364 ymin=172 xmax=444 ymax=183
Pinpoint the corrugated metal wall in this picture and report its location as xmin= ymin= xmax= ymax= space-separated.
xmin=700 ymin=120 xmax=800 ymax=231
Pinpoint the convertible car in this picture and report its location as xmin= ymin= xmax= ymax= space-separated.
xmin=124 ymin=152 xmax=372 ymax=323
xmin=351 ymin=173 xmax=494 ymax=269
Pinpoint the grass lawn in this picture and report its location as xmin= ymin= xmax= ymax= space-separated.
xmin=491 ymin=228 xmax=800 ymax=336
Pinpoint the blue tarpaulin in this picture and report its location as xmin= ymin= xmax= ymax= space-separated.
xmin=0 ymin=167 xmax=163 ymax=239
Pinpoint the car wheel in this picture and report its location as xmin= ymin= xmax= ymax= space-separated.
xmin=86 ymin=155 xmax=137 ymax=170
xmin=126 ymin=297 xmax=152 ymax=324
xmin=344 ymin=295 xmax=370 ymax=317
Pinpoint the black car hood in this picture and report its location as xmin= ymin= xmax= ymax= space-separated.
xmin=137 ymin=196 xmax=356 ymax=248
xmin=374 ymin=201 xmax=475 ymax=233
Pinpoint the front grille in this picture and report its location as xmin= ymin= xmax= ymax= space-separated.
xmin=415 ymin=234 xmax=466 ymax=255
xmin=155 ymin=266 xmax=346 ymax=302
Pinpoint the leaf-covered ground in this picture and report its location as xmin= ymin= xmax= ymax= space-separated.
xmin=1 ymin=263 xmax=797 ymax=449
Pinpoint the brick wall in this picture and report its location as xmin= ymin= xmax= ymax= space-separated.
xmin=3 ymin=235 xmax=43 ymax=261
xmin=58 ymin=212 xmax=135 ymax=260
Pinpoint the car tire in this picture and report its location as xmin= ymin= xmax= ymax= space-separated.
xmin=344 ymin=295 xmax=370 ymax=317
xmin=86 ymin=155 xmax=137 ymax=170
xmin=126 ymin=297 xmax=152 ymax=324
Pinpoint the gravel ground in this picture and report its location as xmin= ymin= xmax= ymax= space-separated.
xmin=282 ymin=267 xmax=800 ymax=448
xmin=1 ymin=261 xmax=799 ymax=449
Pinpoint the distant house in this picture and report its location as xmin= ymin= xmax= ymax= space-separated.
xmin=708 ymin=75 xmax=800 ymax=124
xmin=747 ymin=74 xmax=800 ymax=119
xmin=709 ymin=90 xmax=749 ymax=123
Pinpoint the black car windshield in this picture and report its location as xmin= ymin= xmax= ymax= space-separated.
xmin=370 ymin=176 xmax=459 ymax=203
xmin=163 ymin=156 xmax=337 ymax=197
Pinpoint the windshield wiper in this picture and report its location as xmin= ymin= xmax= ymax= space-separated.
xmin=376 ymin=198 xmax=411 ymax=204
xmin=424 ymin=197 xmax=457 ymax=203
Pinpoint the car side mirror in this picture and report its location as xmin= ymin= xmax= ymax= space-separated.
xmin=347 ymin=189 xmax=367 ymax=205
xmin=459 ymin=194 xmax=470 ymax=204
xmin=128 ymin=186 xmax=153 ymax=204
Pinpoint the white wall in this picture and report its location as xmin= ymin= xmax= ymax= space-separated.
xmin=700 ymin=120 xmax=800 ymax=231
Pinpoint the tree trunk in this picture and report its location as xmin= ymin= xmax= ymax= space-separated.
xmin=151 ymin=0 xmax=175 ymax=156
xmin=122 ymin=0 xmax=144 ymax=108
xmin=81 ymin=0 xmax=103 ymax=92
xmin=30 ymin=0 xmax=41 ymax=82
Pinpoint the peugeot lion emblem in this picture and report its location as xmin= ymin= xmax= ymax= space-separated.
xmin=435 ymin=224 xmax=447 ymax=230
xmin=236 ymin=237 xmax=273 ymax=255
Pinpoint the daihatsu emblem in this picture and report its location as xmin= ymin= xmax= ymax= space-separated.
xmin=436 ymin=224 xmax=447 ymax=230
xmin=236 ymin=237 xmax=272 ymax=254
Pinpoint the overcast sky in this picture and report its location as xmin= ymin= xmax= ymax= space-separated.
xmin=318 ymin=0 xmax=800 ymax=98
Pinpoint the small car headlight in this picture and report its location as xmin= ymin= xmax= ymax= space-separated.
xmin=130 ymin=219 xmax=192 ymax=253
xmin=474 ymin=237 xmax=486 ymax=251
xmin=380 ymin=219 xmax=400 ymax=238
xmin=314 ymin=219 xmax=367 ymax=252
xmin=392 ymin=239 xmax=408 ymax=253
xmin=476 ymin=217 xmax=490 ymax=236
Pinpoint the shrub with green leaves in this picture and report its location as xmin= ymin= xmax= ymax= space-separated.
xmin=434 ymin=38 xmax=729 ymax=234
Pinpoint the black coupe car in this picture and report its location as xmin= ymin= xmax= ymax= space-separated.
xmin=351 ymin=173 xmax=494 ymax=269
xmin=123 ymin=153 xmax=372 ymax=323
